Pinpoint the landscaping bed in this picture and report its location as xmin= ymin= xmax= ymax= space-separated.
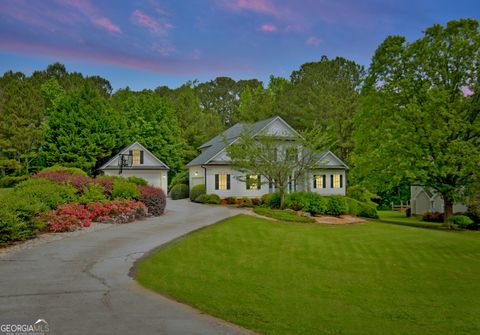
xmin=0 ymin=166 xmax=166 ymax=247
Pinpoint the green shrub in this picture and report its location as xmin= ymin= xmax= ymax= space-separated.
xmin=0 ymin=175 xmax=29 ymax=188
xmin=170 ymin=183 xmax=189 ymax=200
xmin=195 ymin=194 xmax=221 ymax=204
xmin=195 ymin=194 xmax=207 ymax=203
xmin=254 ymin=207 xmax=315 ymax=223
xmin=15 ymin=178 xmax=77 ymax=210
xmin=448 ymin=215 xmax=474 ymax=229
xmin=225 ymin=196 xmax=237 ymax=205
xmin=238 ymin=197 xmax=253 ymax=207
xmin=325 ymin=196 xmax=348 ymax=216
xmin=126 ymin=176 xmax=148 ymax=186
xmin=303 ymin=193 xmax=327 ymax=215
xmin=267 ymin=192 xmax=281 ymax=209
xmin=40 ymin=165 xmax=87 ymax=176
xmin=111 ymin=179 xmax=140 ymax=199
xmin=190 ymin=184 xmax=206 ymax=202
xmin=0 ymin=190 xmax=50 ymax=246
xmin=261 ymin=193 xmax=272 ymax=205
xmin=78 ymin=183 xmax=107 ymax=204
xmin=285 ymin=192 xmax=327 ymax=215
xmin=347 ymin=185 xmax=378 ymax=205
xmin=169 ymin=170 xmax=189 ymax=190
xmin=346 ymin=197 xmax=378 ymax=218
xmin=285 ymin=192 xmax=309 ymax=211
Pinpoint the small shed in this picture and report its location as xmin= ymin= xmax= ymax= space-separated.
xmin=98 ymin=142 xmax=169 ymax=190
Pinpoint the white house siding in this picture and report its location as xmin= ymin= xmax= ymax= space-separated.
xmin=103 ymin=169 xmax=168 ymax=191
xmin=205 ymin=166 xmax=270 ymax=198
xmin=189 ymin=166 xmax=205 ymax=189
xmin=307 ymin=170 xmax=346 ymax=196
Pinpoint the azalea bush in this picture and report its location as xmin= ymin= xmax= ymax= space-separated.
xmin=36 ymin=203 xmax=92 ymax=232
xmin=36 ymin=200 xmax=149 ymax=232
xmin=140 ymin=185 xmax=166 ymax=215
xmin=87 ymin=200 xmax=148 ymax=224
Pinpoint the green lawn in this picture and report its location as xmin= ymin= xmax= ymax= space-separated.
xmin=377 ymin=210 xmax=442 ymax=229
xmin=136 ymin=215 xmax=480 ymax=335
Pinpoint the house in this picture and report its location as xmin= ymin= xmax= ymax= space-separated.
xmin=410 ymin=185 xmax=467 ymax=215
xmin=186 ymin=116 xmax=348 ymax=198
xmin=99 ymin=142 xmax=169 ymax=190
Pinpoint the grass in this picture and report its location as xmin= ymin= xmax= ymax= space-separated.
xmin=253 ymin=206 xmax=315 ymax=223
xmin=136 ymin=214 xmax=480 ymax=335
xmin=377 ymin=210 xmax=442 ymax=229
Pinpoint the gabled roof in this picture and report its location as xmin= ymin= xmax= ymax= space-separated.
xmin=315 ymin=150 xmax=350 ymax=169
xmin=98 ymin=142 xmax=169 ymax=170
xmin=187 ymin=115 xmax=348 ymax=169
xmin=188 ymin=116 xmax=291 ymax=167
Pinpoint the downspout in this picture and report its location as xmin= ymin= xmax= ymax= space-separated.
xmin=201 ymin=165 xmax=207 ymax=190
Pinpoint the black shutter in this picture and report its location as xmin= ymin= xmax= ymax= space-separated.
xmin=313 ymin=175 xmax=317 ymax=189
xmin=215 ymin=174 xmax=219 ymax=190
xmin=340 ymin=174 xmax=343 ymax=188
xmin=331 ymin=175 xmax=334 ymax=188
xmin=257 ymin=175 xmax=261 ymax=190
xmin=129 ymin=150 xmax=133 ymax=165
xmin=323 ymin=175 xmax=326 ymax=188
xmin=246 ymin=175 xmax=250 ymax=190
xmin=227 ymin=174 xmax=231 ymax=190
xmin=140 ymin=151 xmax=144 ymax=164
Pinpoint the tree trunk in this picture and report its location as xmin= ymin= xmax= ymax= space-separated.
xmin=278 ymin=186 xmax=286 ymax=209
xmin=443 ymin=195 xmax=454 ymax=223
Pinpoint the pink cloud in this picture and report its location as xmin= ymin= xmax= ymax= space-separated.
xmin=0 ymin=39 xmax=239 ymax=76
xmin=306 ymin=36 xmax=321 ymax=46
xmin=93 ymin=17 xmax=121 ymax=33
xmin=260 ymin=24 xmax=277 ymax=32
xmin=229 ymin=0 xmax=280 ymax=16
xmin=132 ymin=9 xmax=173 ymax=34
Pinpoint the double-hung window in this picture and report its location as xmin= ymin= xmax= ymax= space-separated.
xmin=331 ymin=174 xmax=343 ymax=188
xmin=130 ymin=150 xmax=143 ymax=165
xmin=313 ymin=175 xmax=326 ymax=189
xmin=215 ymin=173 xmax=230 ymax=190
xmin=246 ymin=175 xmax=261 ymax=190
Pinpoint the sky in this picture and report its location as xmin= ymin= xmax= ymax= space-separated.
xmin=0 ymin=0 xmax=479 ymax=90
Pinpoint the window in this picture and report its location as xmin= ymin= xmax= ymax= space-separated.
xmin=286 ymin=147 xmax=298 ymax=161
xmin=131 ymin=150 xmax=143 ymax=165
xmin=215 ymin=173 xmax=230 ymax=190
xmin=331 ymin=174 xmax=343 ymax=188
xmin=314 ymin=175 xmax=326 ymax=189
xmin=246 ymin=175 xmax=261 ymax=190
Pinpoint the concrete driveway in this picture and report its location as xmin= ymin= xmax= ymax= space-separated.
xmin=0 ymin=200 xmax=250 ymax=335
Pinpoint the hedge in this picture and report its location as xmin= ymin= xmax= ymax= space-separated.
xmin=190 ymin=184 xmax=206 ymax=202
xmin=170 ymin=183 xmax=189 ymax=200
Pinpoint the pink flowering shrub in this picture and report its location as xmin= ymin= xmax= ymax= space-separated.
xmin=93 ymin=177 xmax=114 ymax=197
xmin=35 ymin=200 xmax=149 ymax=232
xmin=87 ymin=200 xmax=148 ymax=224
xmin=36 ymin=203 xmax=92 ymax=232
xmin=139 ymin=185 xmax=166 ymax=216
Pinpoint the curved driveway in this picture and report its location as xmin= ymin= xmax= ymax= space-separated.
xmin=0 ymin=200 xmax=250 ymax=334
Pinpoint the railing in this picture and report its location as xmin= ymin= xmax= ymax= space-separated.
xmin=391 ymin=201 xmax=411 ymax=211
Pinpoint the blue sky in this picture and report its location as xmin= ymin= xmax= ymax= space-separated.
xmin=0 ymin=0 xmax=479 ymax=90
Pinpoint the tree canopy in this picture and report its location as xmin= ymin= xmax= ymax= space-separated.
xmin=353 ymin=18 xmax=480 ymax=218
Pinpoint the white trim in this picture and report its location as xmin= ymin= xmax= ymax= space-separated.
xmin=204 ymin=116 xmax=302 ymax=166
xmin=315 ymin=151 xmax=349 ymax=169
xmin=98 ymin=141 xmax=169 ymax=170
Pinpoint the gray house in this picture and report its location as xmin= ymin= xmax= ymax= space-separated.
xmin=187 ymin=116 xmax=348 ymax=198
xmin=410 ymin=185 xmax=467 ymax=215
